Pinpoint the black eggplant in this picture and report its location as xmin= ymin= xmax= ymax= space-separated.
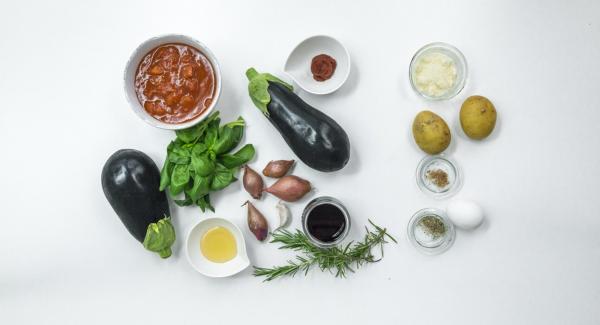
xmin=101 ymin=149 xmax=175 ymax=258
xmin=246 ymin=68 xmax=350 ymax=172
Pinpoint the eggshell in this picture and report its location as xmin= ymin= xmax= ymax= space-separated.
xmin=446 ymin=199 xmax=484 ymax=230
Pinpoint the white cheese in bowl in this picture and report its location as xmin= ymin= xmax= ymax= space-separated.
xmin=413 ymin=52 xmax=457 ymax=97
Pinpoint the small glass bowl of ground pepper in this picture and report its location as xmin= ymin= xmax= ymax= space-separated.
xmin=416 ymin=155 xmax=462 ymax=199
xmin=408 ymin=208 xmax=455 ymax=255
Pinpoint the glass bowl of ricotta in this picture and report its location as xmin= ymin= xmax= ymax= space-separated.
xmin=409 ymin=42 xmax=467 ymax=101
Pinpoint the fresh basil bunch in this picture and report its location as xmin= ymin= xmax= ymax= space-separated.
xmin=159 ymin=111 xmax=255 ymax=212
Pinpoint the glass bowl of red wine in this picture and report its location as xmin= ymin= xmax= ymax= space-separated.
xmin=301 ymin=196 xmax=351 ymax=248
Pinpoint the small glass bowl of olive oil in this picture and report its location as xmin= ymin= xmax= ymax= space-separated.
xmin=186 ymin=217 xmax=250 ymax=277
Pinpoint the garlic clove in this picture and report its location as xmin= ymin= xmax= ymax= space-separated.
xmin=275 ymin=201 xmax=291 ymax=229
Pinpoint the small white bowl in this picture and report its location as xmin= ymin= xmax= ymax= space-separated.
xmin=123 ymin=34 xmax=222 ymax=130
xmin=284 ymin=35 xmax=350 ymax=95
xmin=185 ymin=217 xmax=250 ymax=278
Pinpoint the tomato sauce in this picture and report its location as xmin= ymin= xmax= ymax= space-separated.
xmin=134 ymin=43 xmax=216 ymax=124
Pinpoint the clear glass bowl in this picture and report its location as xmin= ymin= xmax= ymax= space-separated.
xmin=407 ymin=208 xmax=455 ymax=255
xmin=301 ymin=196 xmax=351 ymax=248
xmin=409 ymin=42 xmax=467 ymax=100
xmin=416 ymin=155 xmax=462 ymax=199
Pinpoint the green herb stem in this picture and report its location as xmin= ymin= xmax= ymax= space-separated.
xmin=253 ymin=219 xmax=396 ymax=281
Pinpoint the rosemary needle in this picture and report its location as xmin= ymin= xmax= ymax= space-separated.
xmin=253 ymin=219 xmax=396 ymax=281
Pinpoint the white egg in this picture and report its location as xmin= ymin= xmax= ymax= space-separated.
xmin=446 ymin=199 xmax=484 ymax=230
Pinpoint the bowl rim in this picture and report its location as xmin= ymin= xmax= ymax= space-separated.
xmin=408 ymin=41 xmax=468 ymax=101
xmin=123 ymin=33 xmax=222 ymax=130
xmin=184 ymin=217 xmax=249 ymax=278
xmin=284 ymin=34 xmax=351 ymax=95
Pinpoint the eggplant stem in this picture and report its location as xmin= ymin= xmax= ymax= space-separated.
xmin=246 ymin=68 xmax=259 ymax=80
xmin=158 ymin=248 xmax=172 ymax=259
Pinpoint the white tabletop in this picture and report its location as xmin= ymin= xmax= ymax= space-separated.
xmin=2 ymin=0 xmax=600 ymax=324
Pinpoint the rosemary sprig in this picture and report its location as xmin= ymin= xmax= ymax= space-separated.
xmin=253 ymin=219 xmax=397 ymax=281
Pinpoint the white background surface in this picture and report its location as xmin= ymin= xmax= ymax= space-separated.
xmin=2 ymin=0 xmax=600 ymax=324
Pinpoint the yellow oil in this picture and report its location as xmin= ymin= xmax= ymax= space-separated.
xmin=200 ymin=226 xmax=237 ymax=263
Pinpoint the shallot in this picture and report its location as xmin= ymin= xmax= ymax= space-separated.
xmin=264 ymin=175 xmax=311 ymax=202
xmin=244 ymin=201 xmax=268 ymax=241
xmin=243 ymin=165 xmax=263 ymax=199
xmin=262 ymin=160 xmax=295 ymax=178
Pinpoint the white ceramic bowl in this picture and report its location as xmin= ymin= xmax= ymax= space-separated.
xmin=123 ymin=34 xmax=222 ymax=130
xmin=185 ymin=217 xmax=250 ymax=278
xmin=284 ymin=35 xmax=350 ymax=95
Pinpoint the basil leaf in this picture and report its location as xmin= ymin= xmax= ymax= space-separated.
xmin=169 ymin=164 xmax=189 ymax=195
xmin=169 ymin=145 xmax=191 ymax=165
xmin=174 ymin=197 xmax=193 ymax=206
xmin=218 ymin=144 xmax=255 ymax=169
xmin=212 ymin=117 xmax=245 ymax=155
xmin=175 ymin=111 xmax=220 ymax=143
xmin=159 ymin=110 xmax=254 ymax=214
xmin=211 ymin=165 xmax=237 ymax=191
xmin=176 ymin=124 xmax=203 ymax=144
xmin=192 ymin=143 xmax=207 ymax=155
xmin=196 ymin=194 xmax=214 ymax=212
xmin=172 ymin=146 xmax=190 ymax=157
xmin=159 ymin=158 xmax=172 ymax=191
xmin=169 ymin=155 xmax=190 ymax=165
xmin=186 ymin=175 xmax=212 ymax=200
xmin=204 ymin=118 xmax=220 ymax=149
xmin=191 ymin=152 xmax=215 ymax=177
xmin=169 ymin=184 xmax=184 ymax=197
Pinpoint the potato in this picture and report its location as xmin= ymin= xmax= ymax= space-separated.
xmin=460 ymin=95 xmax=497 ymax=140
xmin=412 ymin=110 xmax=451 ymax=154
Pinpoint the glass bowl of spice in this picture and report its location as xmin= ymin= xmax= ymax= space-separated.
xmin=409 ymin=42 xmax=467 ymax=100
xmin=416 ymin=154 xmax=462 ymax=199
xmin=408 ymin=208 xmax=455 ymax=255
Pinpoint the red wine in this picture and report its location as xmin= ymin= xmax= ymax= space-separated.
xmin=306 ymin=203 xmax=347 ymax=243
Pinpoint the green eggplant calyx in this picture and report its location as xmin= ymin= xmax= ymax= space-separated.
xmin=158 ymin=248 xmax=172 ymax=259
xmin=143 ymin=216 xmax=176 ymax=259
xmin=245 ymin=67 xmax=259 ymax=80
xmin=246 ymin=67 xmax=293 ymax=116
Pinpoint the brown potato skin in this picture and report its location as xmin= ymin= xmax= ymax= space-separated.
xmin=412 ymin=110 xmax=451 ymax=154
xmin=460 ymin=95 xmax=497 ymax=140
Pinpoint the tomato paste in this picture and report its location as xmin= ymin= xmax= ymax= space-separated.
xmin=310 ymin=54 xmax=337 ymax=82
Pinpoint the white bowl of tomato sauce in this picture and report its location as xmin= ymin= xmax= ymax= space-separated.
xmin=124 ymin=34 xmax=221 ymax=130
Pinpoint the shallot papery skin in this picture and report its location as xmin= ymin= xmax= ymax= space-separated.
xmin=243 ymin=165 xmax=264 ymax=199
xmin=262 ymin=160 xmax=295 ymax=178
xmin=264 ymin=175 xmax=311 ymax=202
